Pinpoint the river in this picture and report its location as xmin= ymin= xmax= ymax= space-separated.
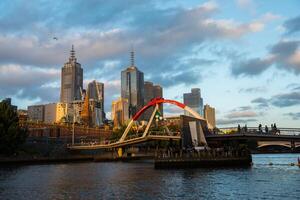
xmin=0 ymin=154 xmax=299 ymax=200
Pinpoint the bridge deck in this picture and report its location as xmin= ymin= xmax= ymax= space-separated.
xmin=206 ymin=133 xmax=300 ymax=141
xmin=69 ymin=135 xmax=181 ymax=150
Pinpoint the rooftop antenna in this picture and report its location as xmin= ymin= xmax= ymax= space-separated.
xmin=130 ymin=44 xmax=135 ymax=67
xmin=70 ymin=44 xmax=75 ymax=60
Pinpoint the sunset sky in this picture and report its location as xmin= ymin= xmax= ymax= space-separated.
xmin=0 ymin=0 xmax=300 ymax=127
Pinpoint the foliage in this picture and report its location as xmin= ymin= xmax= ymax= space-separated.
xmin=0 ymin=101 xmax=28 ymax=155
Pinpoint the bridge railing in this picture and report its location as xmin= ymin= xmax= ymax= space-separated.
xmin=148 ymin=131 xmax=181 ymax=136
xmin=218 ymin=127 xmax=300 ymax=136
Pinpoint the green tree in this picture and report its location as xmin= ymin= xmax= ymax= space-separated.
xmin=0 ymin=101 xmax=28 ymax=155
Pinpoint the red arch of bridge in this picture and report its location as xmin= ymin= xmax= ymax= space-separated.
xmin=132 ymin=98 xmax=186 ymax=121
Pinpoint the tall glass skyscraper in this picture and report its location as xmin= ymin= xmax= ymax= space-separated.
xmin=183 ymin=88 xmax=203 ymax=117
xmin=60 ymin=45 xmax=83 ymax=103
xmin=121 ymin=50 xmax=144 ymax=118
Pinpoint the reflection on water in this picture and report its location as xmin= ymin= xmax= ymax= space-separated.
xmin=0 ymin=154 xmax=299 ymax=199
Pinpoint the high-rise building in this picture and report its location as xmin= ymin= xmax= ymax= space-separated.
xmin=183 ymin=88 xmax=203 ymax=117
xmin=204 ymin=104 xmax=216 ymax=128
xmin=2 ymin=98 xmax=17 ymax=111
xmin=121 ymin=50 xmax=144 ymax=118
xmin=60 ymin=45 xmax=83 ymax=103
xmin=111 ymin=98 xmax=129 ymax=127
xmin=143 ymin=81 xmax=163 ymax=120
xmin=88 ymin=80 xmax=105 ymax=125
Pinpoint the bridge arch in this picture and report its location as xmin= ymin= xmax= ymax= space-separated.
xmin=133 ymin=98 xmax=210 ymax=127
xmin=119 ymin=98 xmax=211 ymax=144
xmin=257 ymin=144 xmax=291 ymax=149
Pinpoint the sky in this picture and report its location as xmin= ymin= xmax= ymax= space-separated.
xmin=0 ymin=0 xmax=300 ymax=127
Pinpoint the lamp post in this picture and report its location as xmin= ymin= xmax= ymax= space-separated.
xmin=72 ymin=104 xmax=75 ymax=146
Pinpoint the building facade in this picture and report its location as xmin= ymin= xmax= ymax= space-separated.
xmin=183 ymin=88 xmax=203 ymax=117
xmin=87 ymin=80 xmax=105 ymax=124
xmin=203 ymin=104 xmax=216 ymax=128
xmin=111 ymin=98 xmax=129 ymax=127
xmin=143 ymin=81 xmax=163 ymax=120
xmin=28 ymin=105 xmax=45 ymax=122
xmin=44 ymin=103 xmax=68 ymax=124
xmin=121 ymin=51 xmax=144 ymax=118
xmin=60 ymin=45 xmax=83 ymax=103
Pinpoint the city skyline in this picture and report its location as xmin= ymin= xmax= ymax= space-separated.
xmin=0 ymin=0 xmax=300 ymax=127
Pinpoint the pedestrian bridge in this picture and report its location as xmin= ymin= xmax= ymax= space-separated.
xmin=69 ymin=133 xmax=181 ymax=150
xmin=69 ymin=98 xmax=206 ymax=150
xmin=257 ymin=141 xmax=300 ymax=149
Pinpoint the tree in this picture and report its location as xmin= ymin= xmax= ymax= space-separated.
xmin=0 ymin=101 xmax=28 ymax=155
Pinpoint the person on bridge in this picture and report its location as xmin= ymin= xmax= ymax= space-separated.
xmin=258 ymin=124 xmax=262 ymax=133
xmin=265 ymin=125 xmax=269 ymax=134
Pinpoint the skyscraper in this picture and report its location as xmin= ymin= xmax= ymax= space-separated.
xmin=204 ymin=104 xmax=216 ymax=128
xmin=60 ymin=45 xmax=83 ymax=103
xmin=183 ymin=88 xmax=203 ymax=117
xmin=143 ymin=81 xmax=163 ymax=120
xmin=121 ymin=50 xmax=144 ymax=118
xmin=87 ymin=80 xmax=105 ymax=125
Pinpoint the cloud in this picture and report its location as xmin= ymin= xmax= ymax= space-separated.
xmin=239 ymin=86 xmax=267 ymax=93
xmin=251 ymin=97 xmax=269 ymax=108
xmin=251 ymin=90 xmax=300 ymax=108
xmin=231 ymin=40 xmax=300 ymax=76
xmin=285 ymin=112 xmax=300 ymax=120
xmin=236 ymin=0 xmax=256 ymax=14
xmin=217 ymin=118 xmax=257 ymax=126
xmin=270 ymin=91 xmax=300 ymax=107
xmin=226 ymin=111 xmax=257 ymax=118
xmin=0 ymin=64 xmax=60 ymax=104
xmin=283 ymin=15 xmax=300 ymax=34
xmin=0 ymin=0 xmax=274 ymax=110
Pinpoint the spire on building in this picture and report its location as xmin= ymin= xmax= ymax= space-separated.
xmin=70 ymin=44 xmax=76 ymax=62
xmin=130 ymin=45 xmax=135 ymax=67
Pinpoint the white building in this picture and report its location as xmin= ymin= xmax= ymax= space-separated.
xmin=44 ymin=103 xmax=68 ymax=124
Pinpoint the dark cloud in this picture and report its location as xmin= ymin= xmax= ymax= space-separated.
xmin=251 ymin=90 xmax=300 ymax=108
xmin=283 ymin=15 xmax=300 ymax=34
xmin=251 ymin=97 xmax=269 ymax=108
xmin=270 ymin=40 xmax=299 ymax=56
xmin=232 ymin=57 xmax=272 ymax=76
xmin=0 ymin=64 xmax=60 ymax=103
xmin=271 ymin=91 xmax=300 ymax=107
xmin=284 ymin=112 xmax=300 ymax=120
xmin=231 ymin=40 xmax=300 ymax=76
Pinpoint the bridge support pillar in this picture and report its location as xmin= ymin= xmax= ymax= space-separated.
xmin=117 ymin=148 xmax=123 ymax=158
xmin=291 ymin=141 xmax=295 ymax=151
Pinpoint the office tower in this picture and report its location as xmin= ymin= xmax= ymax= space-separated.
xmin=60 ymin=45 xmax=83 ymax=103
xmin=111 ymin=98 xmax=129 ymax=127
xmin=88 ymin=80 xmax=105 ymax=125
xmin=203 ymin=104 xmax=216 ymax=128
xmin=143 ymin=81 xmax=163 ymax=120
xmin=183 ymin=88 xmax=203 ymax=117
xmin=121 ymin=50 xmax=144 ymax=118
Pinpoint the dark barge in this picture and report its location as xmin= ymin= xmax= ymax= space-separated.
xmin=154 ymin=149 xmax=252 ymax=169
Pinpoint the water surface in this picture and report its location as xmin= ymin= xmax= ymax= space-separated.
xmin=0 ymin=154 xmax=299 ymax=199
